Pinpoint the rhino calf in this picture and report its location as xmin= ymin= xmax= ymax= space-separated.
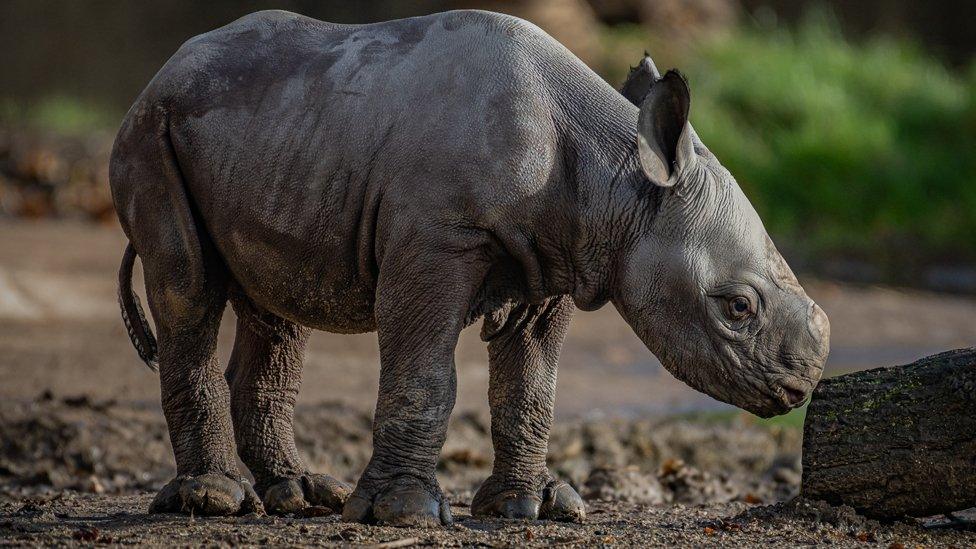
xmin=111 ymin=10 xmax=829 ymax=526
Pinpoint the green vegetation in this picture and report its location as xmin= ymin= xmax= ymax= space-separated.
xmin=674 ymin=405 xmax=807 ymax=431
xmin=1 ymin=96 xmax=119 ymax=135
xmin=681 ymin=14 xmax=976 ymax=265
xmin=753 ymin=405 xmax=807 ymax=430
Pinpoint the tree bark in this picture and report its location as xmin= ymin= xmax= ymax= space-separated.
xmin=802 ymin=348 xmax=976 ymax=519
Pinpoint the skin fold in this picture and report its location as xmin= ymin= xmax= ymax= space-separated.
xmin=110 ymin=10 xmax=830 ymax=526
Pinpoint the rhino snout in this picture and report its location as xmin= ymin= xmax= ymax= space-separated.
xmin=769 ymin=302 xmax=829 ymax=410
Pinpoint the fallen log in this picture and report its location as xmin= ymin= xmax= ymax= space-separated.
xmin=802 ymin=348 xmax=976 ymax=519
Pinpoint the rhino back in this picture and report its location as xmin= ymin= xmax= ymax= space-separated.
xmin=121 ymin=9 xmax=593 ymax=330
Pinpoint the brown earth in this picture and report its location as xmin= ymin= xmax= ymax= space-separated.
xmin=1 ymin=219 xmax=975 ymax=546
xmin=1 ymin=396 xmax=974 ymax=547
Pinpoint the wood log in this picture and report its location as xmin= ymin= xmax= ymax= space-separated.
xmin=802 ymin=348 xmax=976 ymax=519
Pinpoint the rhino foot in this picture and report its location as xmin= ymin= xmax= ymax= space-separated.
xmin=149 ymin=473 xmax=263 ymax=516
xmin=261 ymin=473 xmax=352 ymax=515
xmin=472 ymin=477 xmax=585 ymax=523
xmin=341 ymin=475 xmax=451 ymax=527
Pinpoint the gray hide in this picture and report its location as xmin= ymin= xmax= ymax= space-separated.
xmin=111 ymin=10 xmax=829 ymax=526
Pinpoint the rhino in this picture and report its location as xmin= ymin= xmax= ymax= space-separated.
xmin=111 ymin=9 xmax=829 ymax=527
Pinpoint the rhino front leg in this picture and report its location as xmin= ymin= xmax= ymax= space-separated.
xmin=226 ymin=299 xmax=351 ymax=515
xmin=471 ymin=296 xmax=585 ymax=522
xmin=341 ymin=246 xmax=485 ymax=527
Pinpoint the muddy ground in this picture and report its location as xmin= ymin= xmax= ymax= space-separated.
xmin=1 ymin=219 xmax=976 ymax=546
xmin=1 ymin=395 xmax=974 ymax=547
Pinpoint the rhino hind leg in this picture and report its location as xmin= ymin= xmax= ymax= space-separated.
xmin=471 ymin=296 xmax=585 ymax=523
xmin=113 ymin=120 xmax=257 ymax=516
xmin=139 ymin=235 xmax=264 ymax=516
xmin=226 ymin=294 xmax=350 ymax=514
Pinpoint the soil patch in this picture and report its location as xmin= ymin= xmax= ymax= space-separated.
xmin=1 ymin=395 xmax=973 ymax=546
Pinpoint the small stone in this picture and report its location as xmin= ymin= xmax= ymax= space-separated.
xmin=85 ymin=475 xmax=105 ymax=494
xmin=583 ymin=467 xmax=666 ymax=504
xmin=296 ymin=505 xmax=334 ymax=518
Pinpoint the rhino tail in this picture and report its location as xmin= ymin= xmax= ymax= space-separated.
xmin=118 ymin=242 xmax=159 ymax=371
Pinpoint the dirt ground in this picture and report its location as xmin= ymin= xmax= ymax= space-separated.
xmin=2 ymin=396 xmax=975 ymax=547
xmin=1 ymin=219 xmax=975 ymax=546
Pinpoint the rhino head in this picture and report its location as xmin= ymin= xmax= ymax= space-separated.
xmin=611 ymin=58 xmax=829 ymax=417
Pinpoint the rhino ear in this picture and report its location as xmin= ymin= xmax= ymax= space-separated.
xmin=619 ymin=53 xmax=661 ymax=106
xmin=637 ymin=70 xmax=696 ymax=187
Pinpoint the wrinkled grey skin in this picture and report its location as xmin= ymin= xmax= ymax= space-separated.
xmin=110 ymin=10 xmax=829 ymax=527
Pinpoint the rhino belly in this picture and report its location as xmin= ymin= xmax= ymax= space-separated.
xmin=215 ymin=217 xmax=378 ymax=333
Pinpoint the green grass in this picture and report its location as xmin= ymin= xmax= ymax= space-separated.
xmin=598 ymin=12 xmax=976 ymax=269
xmin=753 ymin=405 xmax=807 ymax=430
xmin=681 ymin=13 xmax=976 ymax=265
xmin=0 ymin=95 xmax=119 ymax=134
xmin=673 ymin=405 xmax=807 ymax=431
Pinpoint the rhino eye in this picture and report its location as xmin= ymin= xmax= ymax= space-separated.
xmin=728 ymin=296 xmax=752 ymax=319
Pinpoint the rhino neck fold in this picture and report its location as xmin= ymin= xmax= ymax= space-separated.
xmin=532 ymin=72 xmax=656 ymax=311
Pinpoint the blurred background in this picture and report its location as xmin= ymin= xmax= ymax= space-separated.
xmin=1 ymin=0 xmax=974 ymax=422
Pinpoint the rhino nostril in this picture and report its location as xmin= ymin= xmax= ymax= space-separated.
xmin=776 ymin=380 xmax=809 ymax=408
xmin=784 ymin=386 xmax=806 ymax=406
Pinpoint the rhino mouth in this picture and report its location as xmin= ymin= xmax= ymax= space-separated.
xmin=738 ymin=394 xmax=792 ymax=418
xmin=778 ymin=383 xmax=808 ymax=408
xmin=745 ymin=376 xmax=813 ymax=417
